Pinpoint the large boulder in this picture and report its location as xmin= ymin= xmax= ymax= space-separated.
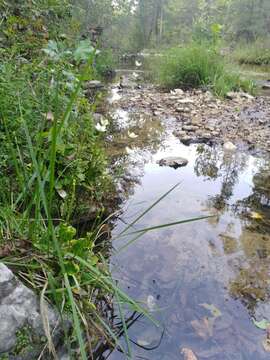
xmin=0 ymin=263 xmax=69 ymax=356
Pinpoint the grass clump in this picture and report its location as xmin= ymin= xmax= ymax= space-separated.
xmin=232 ymin=38 xmax=270 ymax=65
xmin=150 ymin=44 xmax=254 ymax=97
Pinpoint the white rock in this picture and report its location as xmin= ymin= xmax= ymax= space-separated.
xmin=178 ymin=98 xmax=195 ymax=104
xmin=0 ymin=263 xmax=69 ymax=354
xmin=170 ymin=88 xmax=184 ymax=95
xmin=223 ymin=141 xmax=237 ymax=151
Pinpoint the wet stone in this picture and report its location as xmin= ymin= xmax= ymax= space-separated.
xmin=174 ymin=130 xmax=187 ymax=137
xmin=176 ymin=107 xmax=191 ymax=113
xmin=157 ymin=156 xmax=188 ymax=169
xmin=180 ymin=135 xmax=194 ymax=145
xmin=262 ymin=82 xmax=270 ymax=90
xmin=85 ymin=80 xmax=104 ymax=89
xmin=182 ymin=125 xmax=198 ymax=132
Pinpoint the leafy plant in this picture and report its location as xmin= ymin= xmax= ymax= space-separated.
xmin=149 ymin=43 xmax=254 ymax=97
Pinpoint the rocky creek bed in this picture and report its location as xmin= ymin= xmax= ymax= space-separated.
xmin=111 ymin=76 xmax=270 ymax=154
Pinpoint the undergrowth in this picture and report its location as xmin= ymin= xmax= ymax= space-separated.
xmin=232 ymin=38 xmax=270 ymax=65
xmin=0 ymin=1 xmax=133 ymax=358
xmin=149 ymin=44 xmax=254 ymax=97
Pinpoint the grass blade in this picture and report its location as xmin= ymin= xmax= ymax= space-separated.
xmin=117 ymin=182 xmax=181 ymax=237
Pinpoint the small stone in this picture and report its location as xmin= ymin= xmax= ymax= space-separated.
xmin=223 ymin=141 xmax=237 ymax=151
xmin=180 ymin=136 xmax=193 ymax=145
xmin=171 ymin=88 xmax=184 ymax=95
xmin=178 ymin=98 xmax=195 ymax=104
xmin=176 ymin=107 xmax=190 ymax=113
xmin=182 ymin=125 xmax=198 ymax=132
xmin=240 ymin=92 xmax=254 ymax=100
xmin=226 ymin=91 xmax=239 ymax=100
xmin=157 ymin=156 xmax=188 ymax=169
xmin=191 ymin=117 xmax=201 ymax=126
xmin=262 ymin=83 xmax=270 ymax=90
xmin=174 ymin=130 xmax=186 ymax=137
xmin=205 ymin=125 xmax=215 ymax=131
xmin=200 ymin=132 xmax=212 ymax=139
xmin=85 ymin=80 xmax=104 ymax=89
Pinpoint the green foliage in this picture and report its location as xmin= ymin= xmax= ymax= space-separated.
xmin=229 ymin=0 xmax=270 ymax=41
xmin=0 ymin=39 xmax=111 ymax=217
xmin=150 ymin=44 xmax=254 ymax=97
xmin=0 ymin=1 xmax=118 ymax=356
xmin=233 ymin=38 xmax=270 ymax=65
xmin=94 ymin=49 xmax=116 ymax=78
xmin=0 ymin=0 xmax=72 ymax=58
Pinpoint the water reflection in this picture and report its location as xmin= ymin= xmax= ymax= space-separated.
xmin=228 ymin=161 xmax=270 ymax=312
xmin=195 ymin=145 xmax=249 ymax=210
xmin=101 ymin=77 xmax=270 ymax=359
xmin=104 ymin=139 xmax=270 ymax=360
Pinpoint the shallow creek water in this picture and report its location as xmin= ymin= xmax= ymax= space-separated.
xmin=104 ymin=72 xmax=270 ymax=360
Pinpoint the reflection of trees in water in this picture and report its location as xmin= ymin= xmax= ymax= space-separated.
xmin=195 ymin=146 xmax=270 ymax=312
xmin=234 ymin=161 xmax=270 ymax=233
xmin=228 ymin=161 xmax=270 ymax=312
xmin=107 ymin=114 xmax=164 ymax=201
xmin=194 ymin=145 xmax=248 ymax=210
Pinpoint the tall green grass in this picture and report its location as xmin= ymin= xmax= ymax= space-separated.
xmin=149 ymin=44 xmax=254 ymax=97
xmin=232 ymin=38 xmax=270 ymax=65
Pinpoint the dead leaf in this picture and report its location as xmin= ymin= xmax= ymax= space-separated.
xmin=0 ymin=244 xmax=13 ymax=257
xmin=250 ymin=211 xmax=263 ymax=220
xmin=191 ymin=317 xmax=214 ymax=340
xmin=200 ymin=303 xmax=222 ymax=318
xmin=262 ymin=339 xmax=270 ymax=352
xmin=181 ymin=347 xmax=198 ymax=360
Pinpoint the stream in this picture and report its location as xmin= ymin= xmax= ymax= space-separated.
xmin=101 ymin=67 xmax=270 ymax=359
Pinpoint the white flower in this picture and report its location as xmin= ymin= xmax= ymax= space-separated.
xmin=95 ymin=123 xmax=106 ymax=132
xmin=95 ymin=118 xmax=109 ymax=132
xmin=135 ymin=60 xmax=142 ymax=67
xmin=125 ymin=146 xmax=133 ymax=154
xmin=132 ymin=72 xmax=139 ymax=79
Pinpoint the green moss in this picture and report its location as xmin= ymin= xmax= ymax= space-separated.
xmin=12 ymin=325 xmax=33 ymax=356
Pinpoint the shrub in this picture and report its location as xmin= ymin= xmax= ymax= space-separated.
xmin=94 ymin=49 xmax=116 ymax=78
xmin=150 ymin=44 xmax=254 ymax=97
